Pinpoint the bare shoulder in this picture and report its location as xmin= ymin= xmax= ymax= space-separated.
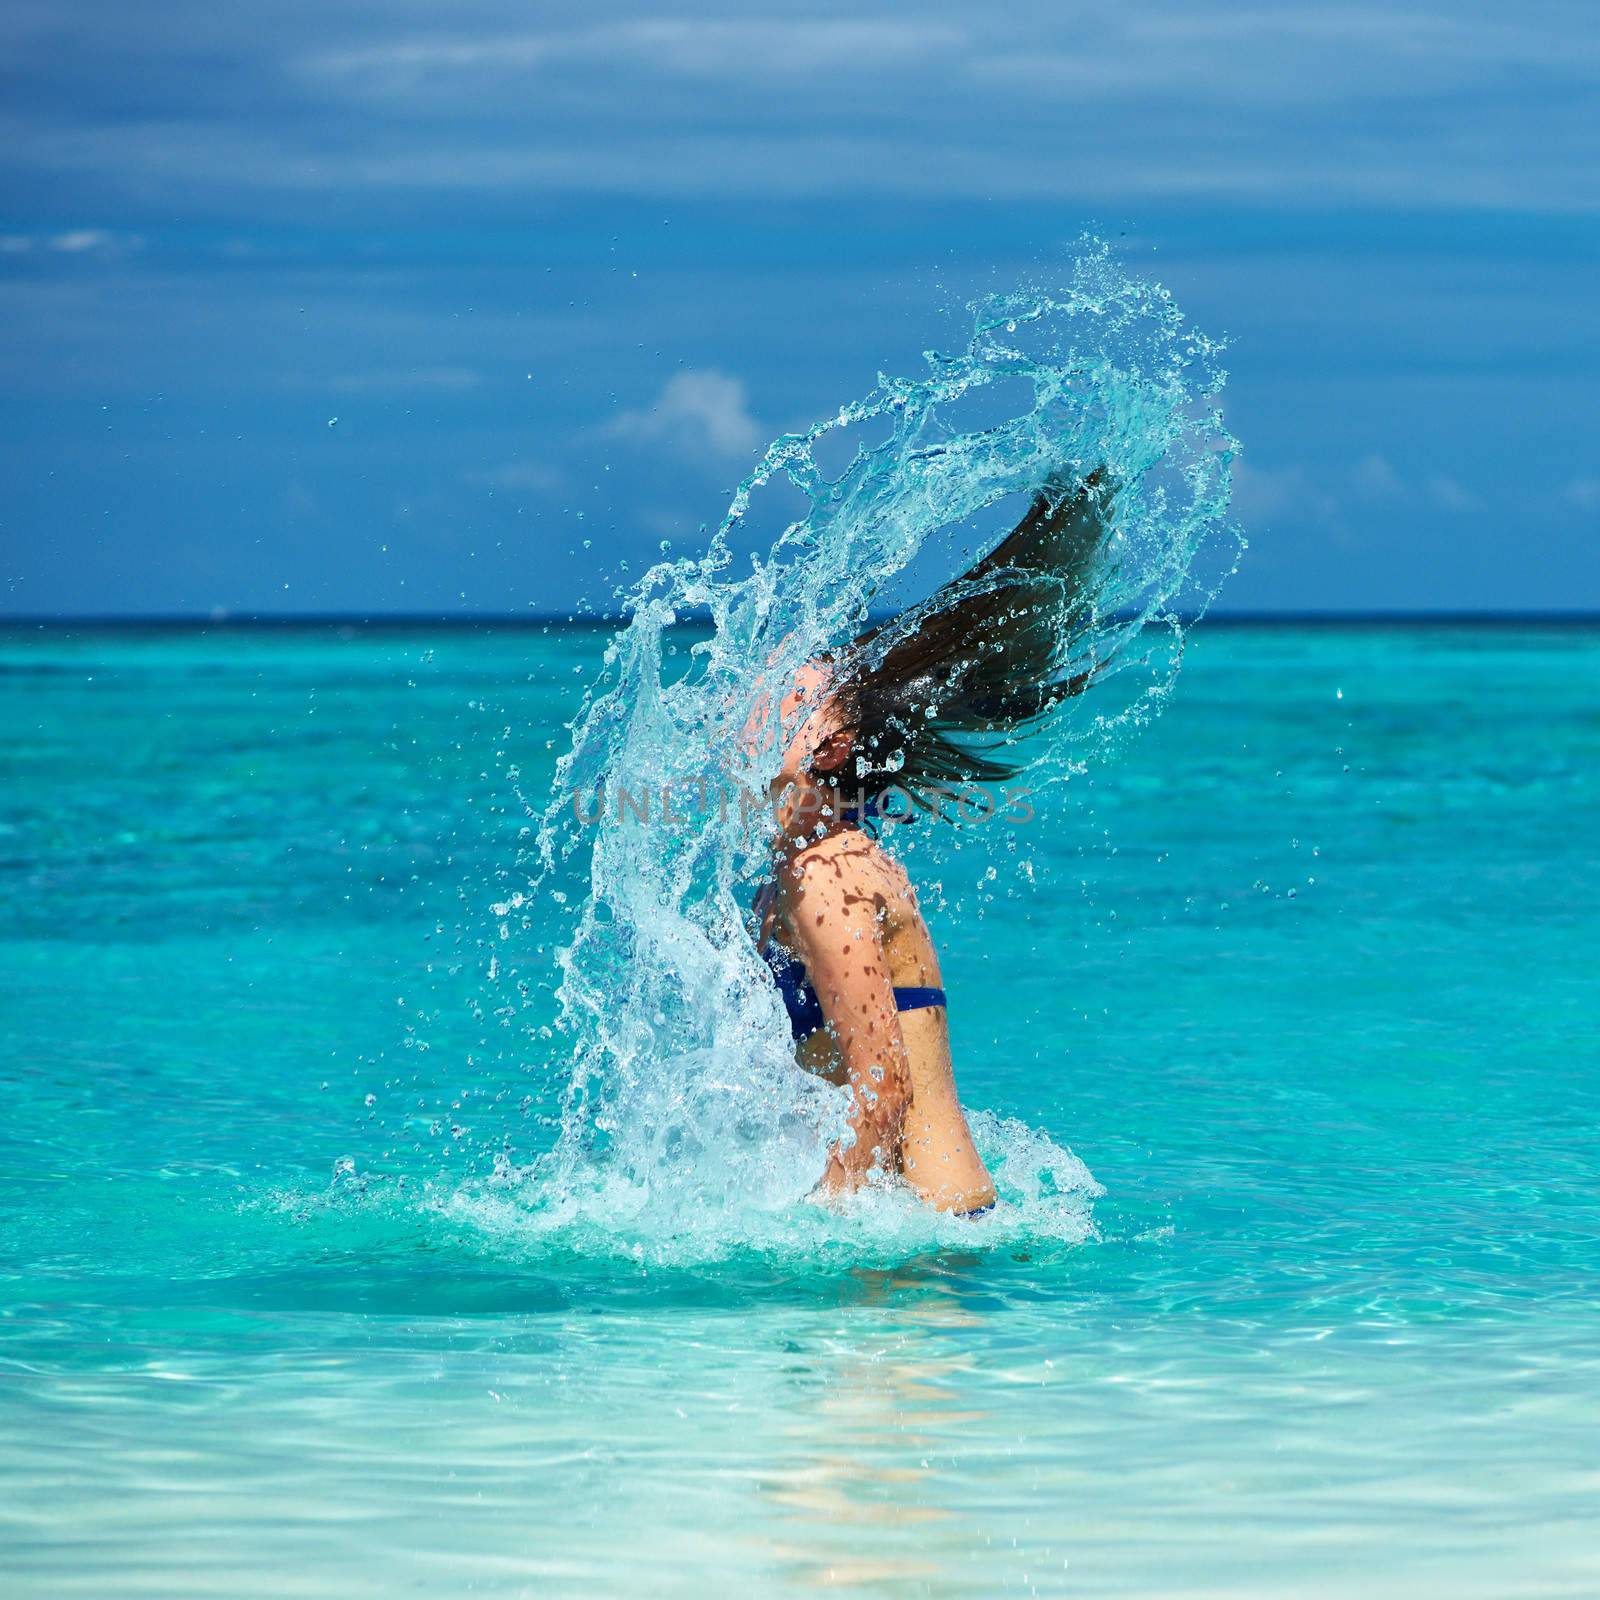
xmin=780 ymin=828 xmax=913 ymax=911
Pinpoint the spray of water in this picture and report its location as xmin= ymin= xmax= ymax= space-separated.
xmin=466 ymin=242 xmax=1242 ymax=1262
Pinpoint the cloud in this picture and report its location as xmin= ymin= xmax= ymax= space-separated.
xmin=974 ymin=8 xmax=1599 ymax=108
xmin=1235 ymin=453 xmax=1491 ymax=527
xmin=1230 ymin=460 xmax=1338 ymax=524
xmin=1352 ymin=453 xmax=1406 ymax=498
xmin=306 ymin=20 xmax=964 ymax=92
xmin=1 ymin=2 xmax=1583 ymax=215
xmin=1425 ymin=474 xmax=1484 ymax=513
xmin=50 ymin=229 xmax=115 ymax=252
xmin=465 ymin=460 xmax=565 ymax=494
xmin=0 ymin=229 xmax=143 ymax=255
xmin=304 ymin=9 xmax=1589 ymax=114
xmin=50 ymin=229 xmax=144 ymax=256
xmin=608 ymin=370 xmax=764 ymax=461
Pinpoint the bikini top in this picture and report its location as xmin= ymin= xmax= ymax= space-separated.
xmin=759 ymin=935 xmax=947 ymax=1042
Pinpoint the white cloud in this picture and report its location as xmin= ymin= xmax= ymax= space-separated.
xmin=1352 ymin=453 xmax=1406 ymax=498
xmin=37 ymin=228 xmax=143 ymax=256
xmin=7 ymin=87 xmax=1595 ymax=214
xmin=306 ymin=10 xmax=1592 ymax=111
xmin=2 ymin=3 xmax=1596 ymax=217
xmin=466 ymin=460 xmax=564 ymax=493
xmin=975 ymin=9 xmax=1600 ymax=109
xmin=1425 ymin=474 xmax=1484 ymax=513
xmin=1230 ymin=460 xmax=1337 ymax=524
xmin=1235 ymin=454 xmax=1491 ymax=529
xmin=608 ymin=369 xmax=764 ymax=461
xmin=50 ymin=229 xmax=113 ymax=252
xmin=307 ymin=20 xmax=963 ymax=90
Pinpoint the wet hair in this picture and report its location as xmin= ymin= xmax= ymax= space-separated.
xmin=827 ymin=469 xmax=1117 ymax=810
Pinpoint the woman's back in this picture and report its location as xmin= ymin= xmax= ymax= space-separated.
xmin=770 ymin=828 xmax=995 ymax=1213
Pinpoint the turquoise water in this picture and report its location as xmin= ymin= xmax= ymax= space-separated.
xmin=3 ymin=619 xmax=1598 ymax=1596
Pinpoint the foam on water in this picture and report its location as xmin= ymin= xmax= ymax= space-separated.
xmin=398 ymin=243 xmax=1240 ymax=1261
xmin=263 ymin=1110 xmax=1105 ymax=1275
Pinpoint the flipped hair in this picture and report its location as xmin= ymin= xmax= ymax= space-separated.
xmin=830 ymin=468 xmax=1117 ymax=809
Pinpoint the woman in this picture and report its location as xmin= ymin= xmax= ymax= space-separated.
xmin=754 ymin=469 xmax=1116 ymax=1214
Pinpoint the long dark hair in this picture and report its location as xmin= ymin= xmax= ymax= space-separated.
xmin=829 ymin=469 xmax=1116 ymax=808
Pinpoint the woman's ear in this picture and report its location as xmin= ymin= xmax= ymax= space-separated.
xmin=809 ymin=728 xmax=853 ymax=775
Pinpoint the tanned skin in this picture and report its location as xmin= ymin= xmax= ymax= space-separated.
xmin=755 ymin=663 xmax=997 ymax=1213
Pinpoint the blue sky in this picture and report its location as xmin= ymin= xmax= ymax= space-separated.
xmin=1 ymin=1 xmax=1596 ymax=615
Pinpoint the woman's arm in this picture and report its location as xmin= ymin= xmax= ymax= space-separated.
xmin=782 ymin=845 xmax=912 ymax=1191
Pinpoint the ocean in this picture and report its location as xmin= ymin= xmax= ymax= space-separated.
xmin=2 ymin=618 xmax=1597 ymax=1596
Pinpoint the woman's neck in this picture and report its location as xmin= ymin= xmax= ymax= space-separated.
xmin=772 ymin=780 xmax=862 ymax=862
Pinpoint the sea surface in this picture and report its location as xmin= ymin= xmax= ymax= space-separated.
xmin=2 ymin=619 xmax=1597 ymax=1597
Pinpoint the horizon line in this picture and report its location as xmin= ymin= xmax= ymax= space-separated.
xmin=2 ymin=608 xmax=1598 ymax=630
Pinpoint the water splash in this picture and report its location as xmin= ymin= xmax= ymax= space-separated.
xmin=478 ymin=242 xmax=1241 ymax=1258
